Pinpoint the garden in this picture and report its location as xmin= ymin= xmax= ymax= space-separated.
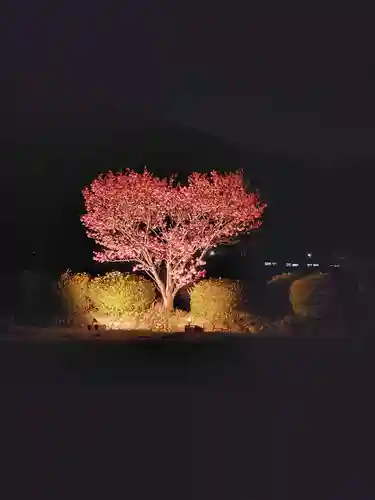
xmin=1 ymin=266 xmax=367 ymax=339
xmin=1 ymin=168 xmax=371 ymax=339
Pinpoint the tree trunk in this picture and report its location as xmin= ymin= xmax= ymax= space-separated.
xmin=163 ymin=263 xmax=174 ymax=312
xmin=163 ymin=288 xmax=174 ymax=312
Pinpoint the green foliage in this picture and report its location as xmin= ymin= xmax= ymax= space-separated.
xmin=57 ymin=270 xmax=91 ymax=323
xmin=290 ymin=273 xmax=336 ymax=319
xmin=189 ymin=279 xmax=247 ymax=330
xmin=265 ymin=273 xmax=297 ymax=319
xmin=88 ymin=272 xmax=155 ymax=319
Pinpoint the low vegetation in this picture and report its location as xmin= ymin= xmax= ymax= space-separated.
xmin=6 ymin=267 xmax=371 ymax=337
xmin=290 ymin=273 xmax=336 ymax=319
xmin=264 ymin=272 xmax=298 ymax=319
xmin=57 ymin=270 xmax=155 ymax=328
xmin=87 ymin=272 xmax=155 ymax=319
xmin=57 ymin=270 xmax=91 ymax=325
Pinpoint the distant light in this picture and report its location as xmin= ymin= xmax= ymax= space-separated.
xmin=285 ymin=262 xmax=292 ymax=267
xmin=307 ymin=263 xmax=313 ymax=268
xmin=209 ymin=250 xmax=215 ymax=256
xmin=291 ymin=263 xmax=299 ymax=267
xmin=329 ymin=264 xmax=340 ymax=268
xmin=271 ymin=262 xmax=277 ymax=266
xmin=312 ymin=263 xmax=319 ymax=267
xmin=264 ymin=261 xmax=272 ymax=266
xmin=307 ymin=252 xmax=312 ymax=258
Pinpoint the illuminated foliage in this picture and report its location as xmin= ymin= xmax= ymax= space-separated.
xmin=189 ymin=278 xmax=249 ymax=330
xmin=58 ymin=270 xmax=155 ymax=324
xmin=88 ymin=272 xmax=155 ymax=319
xmin=139 ymin=303 xmax=189 ymax=332
xmin=81 ymin=168 xmax=266 ymax=311
xmin=57 ymin=270 xmax=91 ymax=323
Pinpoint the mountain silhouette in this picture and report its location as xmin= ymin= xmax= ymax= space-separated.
xmin=0 ymin=104 xmax=372 ymax=270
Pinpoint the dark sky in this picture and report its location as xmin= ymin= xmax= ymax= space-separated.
xmin=3 ymin=1 xmax=375 ymax=165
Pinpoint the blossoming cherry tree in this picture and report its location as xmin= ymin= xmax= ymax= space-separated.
xmin=81 ymin=168 xmax=266 ymax=311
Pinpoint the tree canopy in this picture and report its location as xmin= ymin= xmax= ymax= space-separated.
xmin=81 ymin=168 xmax=266 ymax=310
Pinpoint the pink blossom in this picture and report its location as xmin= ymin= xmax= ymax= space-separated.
xmin=81 ymin=168 xmax=266 ymax=309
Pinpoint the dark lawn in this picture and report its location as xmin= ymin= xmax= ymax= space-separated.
xmin=0 ymin=335 xmax=372 ymax=500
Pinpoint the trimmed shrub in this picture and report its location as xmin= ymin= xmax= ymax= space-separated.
xmin=290 ymin=273 xmax=336 ymax=319
xmin=88 ymin=272 xmax=156 ymax=319
xmin=189 ymin=279 xmax=247 ymax=330
xmin=57 ymin=270 xmax=156 ymax=325
xmin=57 ymin=270 xmax=91 ymax=324
xmin=264 ymin=273 xmax=297 ymax=319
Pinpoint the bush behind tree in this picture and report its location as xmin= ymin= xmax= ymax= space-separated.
xmin=264 ymin=273 xmax=298 ymax=319
xmin=289 ymin=273 xmax=337 ymax=319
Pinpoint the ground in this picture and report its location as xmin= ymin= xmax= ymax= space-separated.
xmin=0 ymin=325 xmax=252 ymax=342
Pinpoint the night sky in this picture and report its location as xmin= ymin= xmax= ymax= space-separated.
xmin=3 ymin=1 xmax=375 ymax=166
xmin=2 ymin=1 xmax=375 ymax=270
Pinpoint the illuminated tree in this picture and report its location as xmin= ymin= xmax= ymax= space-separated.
xmin=81 ymin=168 xmax=266 ymax=311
